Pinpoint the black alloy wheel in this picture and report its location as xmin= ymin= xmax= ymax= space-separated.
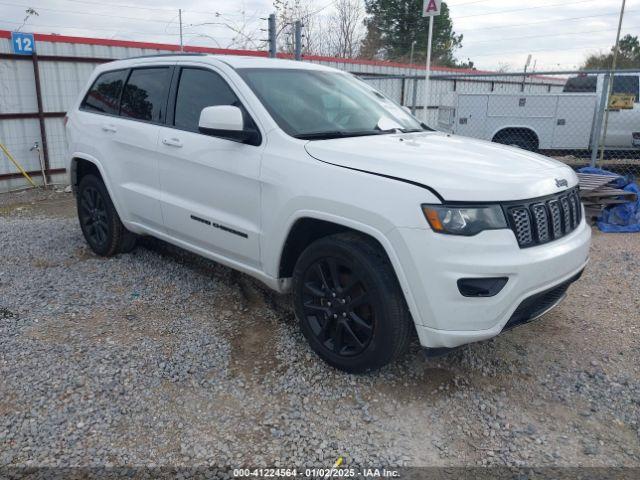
xmin=301 ymin=257 xmax=375 ymax=357
xmin=292 ymin=233 xmax=413 ymax=373
xmin=78 ymin=185 xmax=109 ymax=249
xmin=76 ymin=174 xmax=137 ymax=256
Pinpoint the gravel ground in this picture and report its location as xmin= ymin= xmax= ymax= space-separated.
xmin=0 ymin=188 xmax=639 ymax=470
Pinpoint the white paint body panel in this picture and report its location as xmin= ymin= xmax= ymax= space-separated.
xmin=66 ymin=55 xmax=591 ymax=350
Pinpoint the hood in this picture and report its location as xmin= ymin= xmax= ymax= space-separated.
xmin=304 ymin=131 xmax=577 ymax=202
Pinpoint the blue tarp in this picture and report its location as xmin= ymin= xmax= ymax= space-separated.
xmin=577 ymin=167 xmax=640 ymax=233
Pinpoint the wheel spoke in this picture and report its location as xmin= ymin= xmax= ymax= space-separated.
xmin=82 ymin=190 xmax=94 ymax=209
xmin=317 ymin=317 xmax=332 ymax=343
xmin=349 ymin=312 xmax=373 ymax=331
xmin=326 ymin=258 xmax=341 ymax=291
xmin=97 ymin=224 xmax=106 ymax=243
xmin=332 ymin=321 xmax=344 ymax=353
xmin=343 ymin=321 xmax=364 ymax=348
xmin=80 ymin=202 xmax=92 ymax=216
xmin=314 ymin=263 xmax=330 ymax=291
xmin=304 ymin=282 xmax=325 ymax=298
xmin=303 ymin=301 xmax=330 ymax=315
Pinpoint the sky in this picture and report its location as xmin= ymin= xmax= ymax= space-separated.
xmin=0 ymin=0 xmax=637 ymax=71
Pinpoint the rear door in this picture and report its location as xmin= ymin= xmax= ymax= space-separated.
xmin=156 ymin=65 xmax=263 ymax=267
xmin=604 ymin=74 xmax=640 ymax=148
xmin=105 ymin=65 xmax=173 ymax=230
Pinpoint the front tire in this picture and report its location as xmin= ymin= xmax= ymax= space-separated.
xmin=292 ymin=233 xmax=413 ymax=373
xmin=77 ymin=174 xmax=137 ymax=256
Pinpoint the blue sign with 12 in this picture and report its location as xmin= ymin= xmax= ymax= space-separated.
xmin=11 ymin=32 xmax=36 ymax=55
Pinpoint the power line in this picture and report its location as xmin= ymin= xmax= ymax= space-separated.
xmin=460 ymin=9 xmax=639 ymax=32
xmin=468 ymin=27 xmax=621 ymax=45
xmin=34 ymin=0 xmax=250 ymax=17
xmin=456 ymin=0 xmax=601 ymax=19
xmin=0 ymin=1 xmax=178 ymax=24
xmin=0 ymin=18 xmax=242 ymax=43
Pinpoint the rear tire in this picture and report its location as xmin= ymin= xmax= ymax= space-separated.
xmin=292 ymin=233 xmax=413 ymax=373
xmin=77 ymin=174 xmax=137 ymax=256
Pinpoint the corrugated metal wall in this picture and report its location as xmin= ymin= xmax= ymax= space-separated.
xmin=0 ymin=32 xmax=565 ymax=192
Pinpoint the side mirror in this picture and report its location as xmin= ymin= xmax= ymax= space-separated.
xmin=198 ymin=105 xmax=260 ymax=145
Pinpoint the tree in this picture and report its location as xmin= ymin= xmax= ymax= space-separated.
xmin=361 ymin=0 xmax=471 ymax=68
xmin=583 ymin=34 xmax=640 ymax=70
xmin=328 ymin=0 xmax=366 ymax=58
xmin=272 ymin=0 xmax=365 ymax=58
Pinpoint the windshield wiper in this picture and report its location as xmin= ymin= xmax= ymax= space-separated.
xmin=293 ymin=130 xmax=387 ymax=140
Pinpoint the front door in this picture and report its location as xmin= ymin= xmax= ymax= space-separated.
xmin=157 ymin=66 xmax=263 ymax=267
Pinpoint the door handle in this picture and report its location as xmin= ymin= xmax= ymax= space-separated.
xmin=101 ymin=123 xmax=117 ymax=133
xmin=162 ymin=137 xmax=183 ymax=148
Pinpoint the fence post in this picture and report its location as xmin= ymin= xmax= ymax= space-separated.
xmin=268 ymin=14 xmax=277 ymax=58
xmin=294 ymin=20 xmax=302 ymax=61
xmin=590 ymin=73 xmax=610 ymax=168
xmin=411 ymin=77 xmax=418 ymax=115
xmin=400 ymin=76 xmax=406 ymax=106
xmin=31 ymin=52 xmax=50 ymax=184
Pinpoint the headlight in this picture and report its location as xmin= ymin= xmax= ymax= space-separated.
xmin=421 ymin=204 xmax=507 ymax=236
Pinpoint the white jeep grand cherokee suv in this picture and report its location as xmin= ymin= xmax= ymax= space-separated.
xmin=66 ymin=54 xmax=591 ymax=372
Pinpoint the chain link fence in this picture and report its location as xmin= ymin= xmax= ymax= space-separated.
xmin=359 ymin=69 xmax=640 ymax=180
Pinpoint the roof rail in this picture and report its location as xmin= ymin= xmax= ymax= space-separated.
xmin=124 ymin=53 xmax=208 ymax=60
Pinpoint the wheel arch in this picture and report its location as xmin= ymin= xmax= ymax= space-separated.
xmin=275 ymin=212 xmax=422 ymax=325
xmin=491 ymin=126 xmax=540 ymax=149
xmin=69 ymin=154 xmax=107 ymax=193
xmin=69 ymin=154 xmax=127 ymax=225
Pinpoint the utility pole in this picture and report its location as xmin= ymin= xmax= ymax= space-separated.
xmin=294 ymin=20 xmax=302 ymax=61
xmin=598 ymin=0 xmax=627 ymax=165
xmin=424 ymin=15 xmax=434 ymax=123
xmin=422 ymin=0 xmax=441 ymax=124
xmin=268 ymin=13 xmax=277 ymax=58
xmin=179 ymin=9 xmax=183 ymax=52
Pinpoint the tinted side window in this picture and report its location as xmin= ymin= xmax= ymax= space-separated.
xmin=120 ymin=67 xmax=171 ymax=122
xmin=174 ymin=68 xmax=241 ymax=132
xmin=612 ymin=75 xmax=639 ymax=102
xmin=81 ymin=70 xmax=128 ymax=115
xmin=563 ymin=76 xmax=597 ymax=93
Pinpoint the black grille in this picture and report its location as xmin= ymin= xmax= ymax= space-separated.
xmin=504 ymin=269 xmax=583 ymax=330
xmin=505 ymin=188 xmax=582 ymax=248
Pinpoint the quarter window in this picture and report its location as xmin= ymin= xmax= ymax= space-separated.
xmin=563 ymin=76 xmax=596 ymax=93
xmin=81 ymin=69 xmax=128 ymax=115
xmin=174 ymin=68 xmax=242 ymax=132
xmin=120 ymin=67 xmax=171 ymax=122
xmin=612 ymin=75 xmax=639 ymax=102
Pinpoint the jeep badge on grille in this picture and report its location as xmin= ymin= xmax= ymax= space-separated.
xmin=555 ymin=178 xmax=568 ymax=188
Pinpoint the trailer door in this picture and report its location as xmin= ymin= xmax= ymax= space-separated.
xmin=551 ymin=95 xmax=596 ymax=149
xmin=456 ymin=95 xmax=488 ymax=139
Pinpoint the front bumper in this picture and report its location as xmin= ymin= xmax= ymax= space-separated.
xmin=389 ymin=218 xmax=591 ymax=349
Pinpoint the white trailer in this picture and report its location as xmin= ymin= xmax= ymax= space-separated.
xmin=437 ymin=73 xmax=640 ymax=151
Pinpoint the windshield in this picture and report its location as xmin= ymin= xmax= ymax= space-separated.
xmin=237 ymin=68 xmax=425 ymax=139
